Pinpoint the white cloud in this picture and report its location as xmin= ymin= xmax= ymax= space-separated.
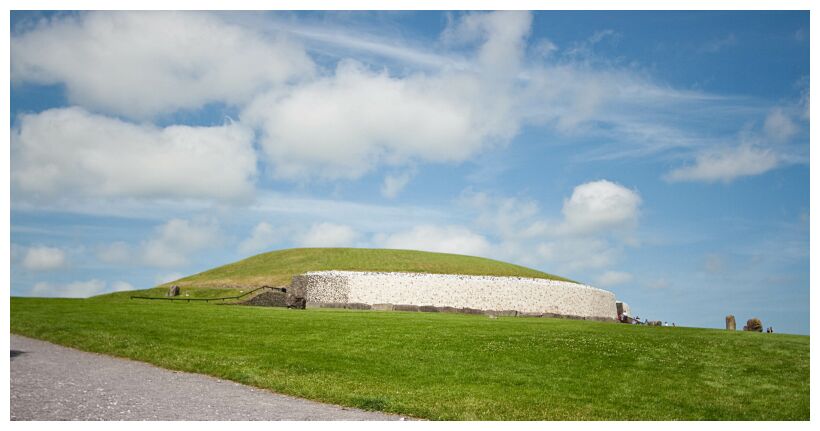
xmin=665 ymin=145 xmax=779 ymax=183
xmin=141 ymin=218 xmax=221 ymax=267
xmin=110 ymin=281 xmax=135 ymax=292
xmin=260 ymin=17 xmax=465 ymax=71
xmin=456 ymin=181 xmax=642 ymax=275
xmin=31 ymin=279 xmax=106 ymax=298
xmin=242 ymin=12 xmax=530 ymax=181
xmin=11 ymin=11 xmax=781 ymax=195
xmin=154 ymin=273 xmax=183 ymax=285
xmin=532 ymin=238 xmax=622 ymax=273
xmin=96 ymin=241 xmax=132 ymax=265
xmin=11 ymin=11 xmax=313 ymax=119
xmin=464 ymin=192 xmax=546 ymax=241
xmin=560 ymin=180 xmax=642 ymax=235
xmin=238 ymin=222 xmax=288 ymax=255
xmin=442 ymin=11 xmax=532 ymax=79
xmin=764 ymin=108 xmax=798 ymax=143
xmin=22 ymin=246 xmax=67 ymax=271
xmin=243 ymin=60 xmax=508 ymax=180
xmin=12 ymin=107 xmax=257 ymax=204
xmin=699 ymin=33 xmax=737 ymax=54
xmin=381 ymin=171 xmax=415 ymax=199
xmin=296 ymin=223 xmax=360 ymax=247
xmin=595 ymin=270 xmax=634 ymax=287
xmin=533 ymin=39 xmax=558 ymax=57
xmin=374 ymin=225 xmax=491 ymax=257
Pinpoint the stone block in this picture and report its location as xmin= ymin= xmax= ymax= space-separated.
xmin=487 ymin=310 xmax=518 ymax=317
xmin=726 ymin=315 xmax=736 ymax=331
xmin=286 ymin=295 xmax=306 ymax=309
xmin=460 ymin=307 xmax=484 ymax=315
xmin=242 ymin=291 xmax=288 ymax=307
xmin=345 ymin=303 xmax=372 ymax=310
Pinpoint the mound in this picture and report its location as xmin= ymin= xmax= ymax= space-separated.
xmin=162 ymin=247 xmax=573 ymax=289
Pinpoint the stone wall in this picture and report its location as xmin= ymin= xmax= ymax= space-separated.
xmin=290 ymin=271 xmax=617 ymax=320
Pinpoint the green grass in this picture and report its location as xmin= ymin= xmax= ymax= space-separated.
xmin=11 ymin=296 xmax=809 ymax=420
xmin=159 ymin=247 xmax=573 ymax=290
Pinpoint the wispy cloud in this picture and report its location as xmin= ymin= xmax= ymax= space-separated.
xmin=664 ymin=144 xmax=780 ymax=183
xmin=22 ymin=246 xmax=67 ymax=271
xmin=698 ymin=33 xmax=737 ymax=53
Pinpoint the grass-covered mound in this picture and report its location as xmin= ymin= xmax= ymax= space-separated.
xmin=10 ymin=297 xmax=810 ymax=420
xmin=160 ymin=247 xmax=574 ymax=289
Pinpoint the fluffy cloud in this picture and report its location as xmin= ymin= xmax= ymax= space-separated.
xmin=244 ymin=61 xmax=507 ymax=180
xmin=296 ymin=223 xmax=360 ymax=247
xmin=442 ymin=11 xmax=532 ymax=79
xmin=242 ymin=12 xmax=530 ymax=181
xmin=95 ymin=241 xmax=132 ymax=265
xmin=381 ymin=171 xmax=415 ymax=199
xmin=30 ymin=279 xmax=132 ymax=298
xmin=238 ymin=222 xmax=287 ymax=255
xmin=141 ymin=218 xmax=222 ymax=268
xmin=374 ymin=225 xmax=491 ymax=257
xmin=12 ymin=107 xmax=257 ymax=203
xmin=664 ymin=145 xmax=779 ymax=183
xmin=764 ymin=108 xmax=798 ymax=143
xmin=11 ymin=11 xmax=313 ymax=119
xmin=530 ymin=238 xmax=622 ymax=273
xmin=595 ymin=271 xmax=634 ymax=287
xmin=22 ymin=246 xmax=67 ymax=271
xmin=154 ymin=273 xmax=184 ymax=285
xmin=559 ymin=180 xmax=641 ymax=235
xmin=458 ymin=180 xmax=642 ymax=275
xmin=111 ymin=281 xmax=136 ymax=292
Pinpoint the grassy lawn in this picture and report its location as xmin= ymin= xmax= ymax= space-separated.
xmin=10 ymin=296 xmax=809 ymax=420
xmin=162 ymin=247 xmax=574 ymax=289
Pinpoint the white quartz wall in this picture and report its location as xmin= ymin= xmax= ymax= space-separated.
xmin=291 ymin=271 xmax=617 ymax=320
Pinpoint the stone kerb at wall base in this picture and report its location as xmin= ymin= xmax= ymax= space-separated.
xmin=291 ymin=271 xmax=618 ymax=321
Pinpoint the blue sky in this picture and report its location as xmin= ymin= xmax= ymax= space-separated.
xmin=9 ymin=11 xmax=810 ymax=334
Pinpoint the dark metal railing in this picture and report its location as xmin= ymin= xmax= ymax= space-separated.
xmin=130 ymin=286 xmax=287 ymax=303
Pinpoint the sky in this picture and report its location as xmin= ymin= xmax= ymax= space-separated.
xmin=8 ymin=10 xmax=810 ymax=334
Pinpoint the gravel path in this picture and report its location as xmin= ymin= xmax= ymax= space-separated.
xmin=10 ymin=335 xmax=405 ymax=421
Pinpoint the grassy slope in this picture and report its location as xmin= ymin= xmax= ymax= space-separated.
xmin=10 ymin=297 xmax=809 ymax=420
xmin=158 ymin=248 xmax=573 ymax=289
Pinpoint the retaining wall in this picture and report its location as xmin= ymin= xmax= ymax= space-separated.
xmin=290 ymin=271 xmax=617 ymax=320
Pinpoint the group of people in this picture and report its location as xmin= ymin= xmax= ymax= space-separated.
xmin=617 ymin=314 xmax=675 ymax=327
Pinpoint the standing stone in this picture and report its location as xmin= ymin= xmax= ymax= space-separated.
xmin=725 ymin=315 xmax=736 ymax=331
xmin=168 ymin=285 xmax=180 ymax=297
xmin=745 ymin=318 xmax=763 ymax=332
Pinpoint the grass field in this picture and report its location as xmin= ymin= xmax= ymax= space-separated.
xmin=159 ymin=247 xmax=574 ymax=289
xmin=10 ymin=296 xmax=809 ymax=420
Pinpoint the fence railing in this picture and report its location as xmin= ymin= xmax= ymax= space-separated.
xmin=130 ymin=286 xmax=287 ymax=303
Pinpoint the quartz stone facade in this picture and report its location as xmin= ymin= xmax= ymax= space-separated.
xmin=290 ymin=271 xmax=618 ymax=320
